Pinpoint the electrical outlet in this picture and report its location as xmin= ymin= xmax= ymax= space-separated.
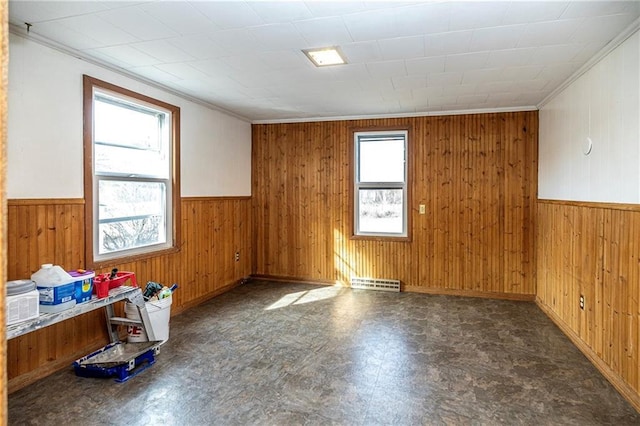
xmin=579 ymin=295 xmax=585 ymax=310
xmin=419 ymin=204 xmax=426 ymax=214
xmin=235 ymin=251 xmax=240 ymax=262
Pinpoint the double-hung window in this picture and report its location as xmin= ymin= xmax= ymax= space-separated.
xmin=353 ymin=129 xmax=409 ymax=239
xmin=83 ymin=76 xmax=180 ymax=266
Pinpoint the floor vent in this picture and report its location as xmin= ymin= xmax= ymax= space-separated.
xmin=350 ymin=277 xmax=400 ymax=292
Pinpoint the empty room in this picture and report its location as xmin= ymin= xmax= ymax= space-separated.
xmin=3 ymin=0 xmax=640 ymax=424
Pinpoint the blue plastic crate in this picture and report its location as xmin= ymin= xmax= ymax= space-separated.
xmin=73 ymin=341 xmax=161 ymax=383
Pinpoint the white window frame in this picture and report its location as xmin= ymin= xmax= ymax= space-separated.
xmin=84 ymin=75 xmax=180 ymax=267
xmin=353 ymin=130 xmax=409 ymax=238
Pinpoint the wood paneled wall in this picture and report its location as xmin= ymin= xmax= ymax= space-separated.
xmin=537 ymin=200 xmax=640 ymax=410
xmin=7 ymin=197 xmax=252 ymax=392
xmin=252 ymin=112 xmax=538 ymax=299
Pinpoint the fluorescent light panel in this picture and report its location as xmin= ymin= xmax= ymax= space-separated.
xmin=303 ymin=47 xmax=347 ymax=67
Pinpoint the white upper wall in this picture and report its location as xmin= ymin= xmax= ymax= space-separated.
xmin=8 ymin=33 xmax=252 ymax=198
xmin=538 ymin=30 xmax=640 ymax=203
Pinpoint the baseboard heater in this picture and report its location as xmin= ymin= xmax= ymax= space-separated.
xmin=350 ymin=277 xmax=400 ymax=292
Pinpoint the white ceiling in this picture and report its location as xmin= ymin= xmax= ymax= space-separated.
xmin=9 ymin=1 xmax=640 ymax=122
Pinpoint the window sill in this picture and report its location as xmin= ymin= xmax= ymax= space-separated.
xmin=350 ymin=234 xmax=412 ymax=243
xmin=88 ymin=245 xmax=181 ymax=270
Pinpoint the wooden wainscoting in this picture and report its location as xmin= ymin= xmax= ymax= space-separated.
xmin=252 ymin=112 xmax=538 ymax=298
xmin=537 ymin=199 xmax=640 ymax=410
xmin=7 ymin=197 xmax=252 ymax=392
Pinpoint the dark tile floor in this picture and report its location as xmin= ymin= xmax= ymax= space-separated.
xmin=9 ymin=280 xmax=640 ymax=425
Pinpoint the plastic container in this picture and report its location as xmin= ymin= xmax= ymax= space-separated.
xmin=6 ymin=279 xmax=39 ymax=325
xmin=31 ymin=264 xmax=76 ymax=313
xmin=68 ymin=270 xmax=95 ymax=304
xmin=94 ymin=271 xmax=137 ymax=291
xmin=124 ymin=296 xmax=172 ymax=344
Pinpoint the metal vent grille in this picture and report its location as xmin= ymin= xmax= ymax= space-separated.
xmin=351 ymin=277 xmax=400 ymax=293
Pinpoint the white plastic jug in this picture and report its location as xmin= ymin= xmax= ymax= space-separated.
xmin=32 ymin=264 xmax=76 ymax=313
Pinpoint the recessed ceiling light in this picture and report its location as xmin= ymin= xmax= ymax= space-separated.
xmin=303 ymin=47 xmax=347 ymax=67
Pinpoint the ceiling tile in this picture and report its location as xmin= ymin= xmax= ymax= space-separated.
xmin=155 ymin=62 xmax=211 ymax=81
xmin=412 ymin=86 xmax=445 ymax=98
xmin=457 ymin=93 xmax=488 ymax=104
xmin=529 ymin=44 xmax=582 ymax=64
xmin=405 ymin=56 xmax=446 ymax=75
xmin=249 ymin=24 xmax=308 ymax=50
xmin=27 ymin=21 xmax=103 ymax=50
xmin=461 ymin=69 xmax=503 ymax=85
xmin=477 ymin=81 xmax=516 ymax=94
xmin=207 ymin=28 xmax=264 ymax=54
xmin=571 ymin=14 xmax=639 ymax=43
xmin=366 ymin=60 xmax=407 ymax=78
xmin=99 ymin=6 xmax=178 ymax=41
xmin=469 ymin=25 xmax=527 ymax=52
xmin=427 ymin=72 xmax=464 ymax=87
xmin=256 ymin=50 xmax=310 ymax=71
xmin=303 ymin=1 xmax=367 ymax=18
xmin=445 ymin=52 xmax=490 ymax=72
xmin=9 ymin=1 xmax=110 ymax=24
xmin=130 ymin=40 xmax=195 ymax=63
xmin=485 ymin=47 xmax=537 ymax=67
xmin=329 ymin=63 xmax=371 ymax=82
xmin=358 ymin=78 xmax=395 ymax=92
xmin=536 ymin=62 xmax=582 ymax=81
xmin=424 ymin=31 xmax=473 ymax=57
xmin=190 ymin=1 xmax=263 ymax=29
xmin=561 ymin=1 xmax=637 ymax=19
xmin=341 ymin=41 xmax=382 ymax=63
xmin=378 ymin=35 xmax=424 ymax=61
xmin=248 ymin=1 xmax=313 ymax=24
xmin=221 ymin=55 xmax=270 ymax=73
xmin=517 ymin=19 xmax=583 ymax=48
xmin=393 ymin=2 xmax=450 ymax=37
xmin=89 ymin=45 xmax=161 ymax=68
xmin=343 ymin=9 xmax=398 ymax=42
xmin=166 ymin=35 xmax=229 ymax=61
xmin=128 ymin=65 xmax=182 ymax=83
xmin=189 ymin=58 xmax=237 ymax=79
xmin=499 ymin=65 xmax=544 ymax=81
xmin=294 ymin=17 xmax=353 ymax=46
xmin=141 ymin=2 xmax=217 ymax=36
xmin=448 ymin=2 xmax=508 ymax=31
xmin=501 ymin=1 xmax=569 ymax=25
xmin=45 ymin=14 xmax=140 ymax=48
xmin=391 ymin=74 xmax=427 ymax=90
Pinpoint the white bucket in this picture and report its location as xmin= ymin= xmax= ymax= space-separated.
xmin=124 ymin=297 xmax=172 ymax=344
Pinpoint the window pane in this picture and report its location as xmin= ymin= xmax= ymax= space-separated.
xmin=95 ymin=143 xmax=169 ymax=178
xmin=358 ymin=189 xmax=403 ymax=234
xmin=98 ymin=180 xmax=166 ymax=254
xmin=359 ymin=138 xmax=405 ymax=183
xmin=95 ymin=97 xmax=163 ymax=150
xmin=94 ymin=96 xmax=169 ymax=177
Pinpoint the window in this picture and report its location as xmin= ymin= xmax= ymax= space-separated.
xmin=353 ymin=129 xmax=410 ymax=239
xmin=83 ymin=76 xmax=180 ymax=266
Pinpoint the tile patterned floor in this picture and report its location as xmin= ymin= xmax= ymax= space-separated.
xmin=9 ymin=280 xmax=640 ymax=425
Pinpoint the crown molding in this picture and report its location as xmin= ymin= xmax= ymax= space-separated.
xmin=251 ymin=106 xmax=538 ymax=125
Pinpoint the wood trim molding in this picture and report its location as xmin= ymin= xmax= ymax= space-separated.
xmin=250 ymin=274 xmax=343 ymax=287
xmin=537 ymin=198 xmax=640 ymax=212
xmin=8 ymin=198 xmax=85 ymax=206
xmin=404 ymin=286 xmax=536 ymax=301
xmin=251 ymin=275 xmax=536 ymax=301
xmin=182 ymin=196 xmax=251 ymax=202
xmin=536 ymin=298 xmax=640 ymax=413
